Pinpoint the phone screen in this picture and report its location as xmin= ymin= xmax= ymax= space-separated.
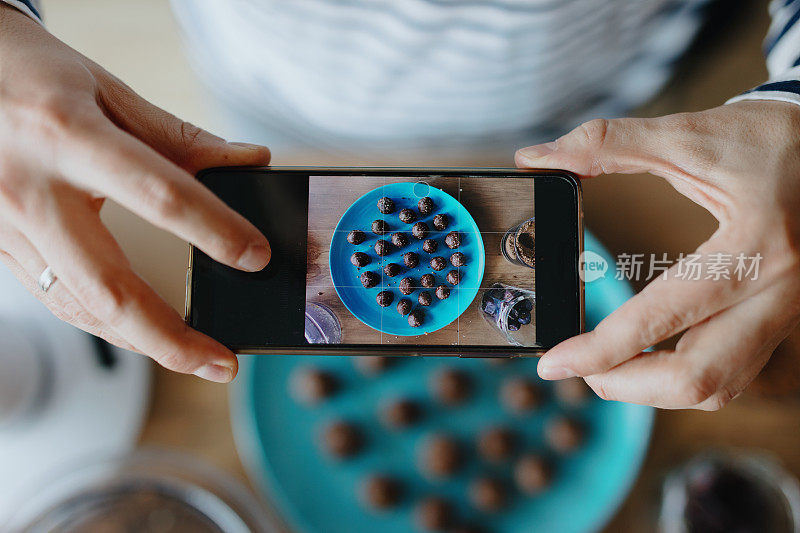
xmin=188 ymin=168 xmax=581 ymax=355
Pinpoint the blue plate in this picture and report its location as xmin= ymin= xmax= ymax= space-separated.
xmin=233 ymin=231 xmax=653 ymax=533
xmin=330 ymin=182 xmax=485 ymax=336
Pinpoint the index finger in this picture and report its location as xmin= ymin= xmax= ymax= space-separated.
xmin=63 ymin=117 xmax=272 ymax=272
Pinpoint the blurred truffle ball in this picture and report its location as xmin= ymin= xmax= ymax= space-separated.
xmin=290 ymin=367 xmax=337 ymax=405
xmin=500 ymin=377 xmax=542 ymax=413
xmin=322 ymin=421 xmax=363 ymax=459
xmin=381 ymin=398 xmax=422 ymax=429
xmin=414 ymin=497 xmax=454 ymax=532
xmin=514 ymin=454 xmax=553 ymax=494
xmin=361 ymin=475 xmax=402 ymax=510
xmin=477 ymin=427 xmax=516 ymax=462
xmin=431 ymin=368 xmax=471 ymax=405
xmin=435 ymin=285 xmax=450 ymax=300
xmin=419 ymin=434 xmax=461 ymax=478
xmin=554 ymin=378 xmax=593 ymax=406
xmin=354 ymin=356 xmax=393 ymax=376
xmin=469 ymin=477 xmax=507 ymax=512
xmin=545 ymin=417 xmax=585 ymax=453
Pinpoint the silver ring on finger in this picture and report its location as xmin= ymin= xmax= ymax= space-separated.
xmin=38 ymin=266 xmax=57 ymax=293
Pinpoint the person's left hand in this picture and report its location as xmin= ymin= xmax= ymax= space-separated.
xmin=515 ymin=100 xmax=800 ymax=410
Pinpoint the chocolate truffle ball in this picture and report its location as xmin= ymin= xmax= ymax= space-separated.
xmin=412 ymin=222 xmax=429 ymax=240
xmin=431 ymin=369 xmax=471 ymax=405
xmin=414 ymin=497 xmax=454 ymax=532
xmin=399 ymin=277 xmax=415 ymax=295
xmin=372 ymin=219 xmax=389 ymax=235
xmin=396 ymin=298 xmax=413 ymax=315
xmin=418 ymin=291 xmax=433 ymax=306
xmin=446 ymin=270 xmax=461 ymax=285
xmin=391 ymin=232 xmax=409 ymax=248
xmin=322 ymin=421 xmax=362 ymax=459
xmin=381 ymin=398 xmax=422 ymax=429
xmin=545 ymin=417 xmax=585 ymax=453
xmin=418 ymin=196 xmax=435 ymax=215
xmin=450 ymin=252 xmax=467 ymax=267
xmin=420 ymin=434 xmax=461 ymax=478
xmin=435 ymin=285 xmax=450 ymax=300
xmin=445 ymin=231 xmax=461 ymax=249
xmin=384 ymin=263 xmax=402 ymax=277
xmin=289 ymin=367 xmax=337 ymax=405
xmin=422 ymin=239 xmax=438 ymax=253
xmin=376 ymin=290 xmax=394 ymax=307
xmin=403 ymin=251 xmax=420 ymax=268
xmin=432 ymin=213 xmax=449 ymax=231
xmin=478 ymin=427 xmax=516 ymax=462
xmin=374 ymin=239 xmax=392 ymax=256
xmin=351 ymin=251 xmax=370 ymax=268
xmin=354 ymin=356 xmax=392 ymax=376
xmin=377 ymin=197 xmax=395 ymax=214
xmin=420 ymin=273 xmax=436 ymax=288
xmin=514 ymin=454 xmax=553 ymax=494
xmin=500 ymin=377 xmax=542 ymax=413
xmin=408 ymin=309 xmax=424 ymax=327
xmin=347 ymin=229 xmax=366 ymax=245
xmin=469 ymin=477 xmax=507 ymax=512
xmin=430 ymin=256 xmax=447 ymax=271
xmin=360 ymin=271 xmax=379 ymax=288
xmin=361 ymin=475 xmax=402 ymax=511
xmin=399 ymin=208 xmax=417 ymax=224
xmin=554 ymin=378 xmax=593 ymax=406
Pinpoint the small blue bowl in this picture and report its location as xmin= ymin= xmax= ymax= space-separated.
xmin=329 ymin=182 xmax=485 ymax=336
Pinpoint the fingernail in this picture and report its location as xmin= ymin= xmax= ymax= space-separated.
xmin=237 ymin=243 xmax=271 ymax=271
xmin=517 ymin=142 xmax=556 ymax=161
xmin=194 ymin=363 xmax=234 ymax=383
xmin=229 ymin=142 xmax=268 ymax=152
xmin=538 ymin=360 xmax=576 ymax=380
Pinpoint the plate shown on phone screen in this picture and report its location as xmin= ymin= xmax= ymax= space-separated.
xmin=329 ymin=182 xmax=485 ymax=336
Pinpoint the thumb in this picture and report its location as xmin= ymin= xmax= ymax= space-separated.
xmin=97 ymin=76 xmax=270 ymax=173
xmin=515 ymin=117 xmax=673 ymax=178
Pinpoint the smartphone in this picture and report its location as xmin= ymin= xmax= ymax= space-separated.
xmin=186 ymin=167 xmax=583 ymax=356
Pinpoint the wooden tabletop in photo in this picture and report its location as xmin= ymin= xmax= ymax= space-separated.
xmin=305 ymin=175 xmax=535 ymax=347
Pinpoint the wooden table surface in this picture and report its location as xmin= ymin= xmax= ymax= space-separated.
xmin=305 ymin=175 xmax=536 ymax=347
xmin=41 ymin=1 xmax=800 ymax=532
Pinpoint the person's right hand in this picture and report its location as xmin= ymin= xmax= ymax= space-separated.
xmin=0 ymin=6 xmax=272 ymax=382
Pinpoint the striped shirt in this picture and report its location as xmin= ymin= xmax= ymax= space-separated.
xmin=6 ymin=0 xmax=800 ymax=152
